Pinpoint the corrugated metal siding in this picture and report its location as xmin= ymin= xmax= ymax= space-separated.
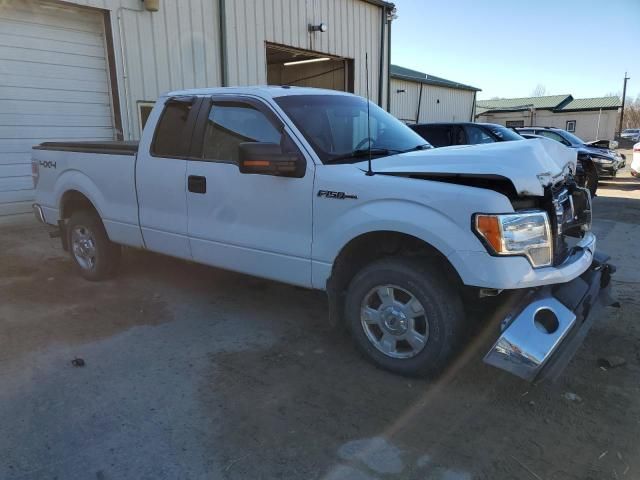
xmin=224 ymin=0 xmax=385 ymax=103
xmin=478 ymin=109 xmax=619 ymax=142
xmin=419 ymin=85 xmax=474 ymax=123
xmin=389 ymin=78 xmax=421 ymax=123
xmin=61 ymin=0 xmax=222 ymax=140
xmin=3 ymin=0 xmax=388 ymax=152
xmin=56 ymin=0 xmax=387 ymax=138
xmin=390 ymin=78 xmax=475 ymax=124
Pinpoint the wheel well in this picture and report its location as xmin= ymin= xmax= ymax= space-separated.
xmin=326 ymin=231 xmax=462 ymax=326
xmin=60 ymin=190 xmax=98 ymax=219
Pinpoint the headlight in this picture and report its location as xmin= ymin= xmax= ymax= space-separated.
xmin=590 ymin=155 xmax=613 ymax=164
xmin=474 ymin=210 xmax=553 ymax=268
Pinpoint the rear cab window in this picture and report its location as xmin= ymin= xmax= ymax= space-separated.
xmin=151 ymin=97 xmax=198 ymax=158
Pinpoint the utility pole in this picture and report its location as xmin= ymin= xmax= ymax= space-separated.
xmin=618 ymin=72 xmax=630 ymax=136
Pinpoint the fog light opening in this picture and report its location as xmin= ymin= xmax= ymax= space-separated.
xmin=534 ymin=308 xmax=559 ymax=334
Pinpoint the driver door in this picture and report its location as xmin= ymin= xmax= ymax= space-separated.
xmin=186 ymin=96 xmax=315 ymax=287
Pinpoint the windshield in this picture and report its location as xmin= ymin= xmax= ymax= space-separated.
xmin=486 ymin=125 xmax=524 ymax=141
xmin=275 ymin=94 xmax=430 ymax=164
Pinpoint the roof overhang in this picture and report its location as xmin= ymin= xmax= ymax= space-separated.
xmin=391 ymin=73 xmax=481 ymax=92
xmin=557 ymin=107 xmax=621 ymax=113
xmin=361 ymin=0 xmax=395 ymax=9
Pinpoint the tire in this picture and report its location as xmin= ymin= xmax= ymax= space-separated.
xmin=583 ymin=164 xmax=599 ymax=197
xmin=344 ymin=257 xmax=466 ymax=378
xmin=67 ymin=210 xmax=121 ymax=281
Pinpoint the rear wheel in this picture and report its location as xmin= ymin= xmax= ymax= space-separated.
xmin=67 ymin=210 xmax=121 ymax=281
xmin=344 ymin=257 xmax=466 ymax=377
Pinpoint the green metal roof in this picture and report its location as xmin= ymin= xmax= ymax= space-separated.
xmin=390 ymin=64 xmax=481 ymax=92
xmin=559 ymin=96 xmax=621 ymax=111
xmin=476 ymin=94 xmax=621 ymax=113
xmin=476 ymin=94 xmax=572 ymax=110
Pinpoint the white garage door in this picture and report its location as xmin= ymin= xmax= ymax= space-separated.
xmin=0 ymin=0 xmax=114 ymax=217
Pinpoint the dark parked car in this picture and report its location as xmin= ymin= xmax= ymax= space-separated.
xmin=409 ymin=122 xmax=524 ymax=147
xmin=517 ymin=126 xmax=625 ymax=194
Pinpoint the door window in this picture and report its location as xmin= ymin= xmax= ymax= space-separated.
xmin=465 ymin=125 xmax=495 ymax=144
xmin=415 ymin=126 xmax=452 ymax=147
xmin=452 ymin=126 xmax=468 ymax=145
xmin=538 ymin=130 xmax=570 ymax=146
xmin=202 ymin=102 xmax=282 ymax=164
xmin=151 ymin=98 xmax=196 ymax=158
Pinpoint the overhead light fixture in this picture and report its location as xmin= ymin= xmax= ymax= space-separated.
xmin=309 ymin=23 xmax=328 ymax=33
xmin=284 ymin=57 xmax=331 ymax=67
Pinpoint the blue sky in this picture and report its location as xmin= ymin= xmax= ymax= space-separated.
xmin=391 ymin=0 xmax=640 ymax=101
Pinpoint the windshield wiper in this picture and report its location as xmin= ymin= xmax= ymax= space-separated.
xmin=400 ymin=143 xmax=431 ymax=153
xmin=325 ymin=148 xmax=400 ymax=164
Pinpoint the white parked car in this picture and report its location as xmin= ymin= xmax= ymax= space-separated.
xmin=631 ymin=142 xmax=640 ymax=177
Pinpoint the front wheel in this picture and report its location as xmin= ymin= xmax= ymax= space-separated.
xmin=67 ymin=210 xmax=121 ymax=281
xmin=583 ymin=164 xmax=599 ymax=197
xmin=344 ymin=257 xmax=466 ymax=377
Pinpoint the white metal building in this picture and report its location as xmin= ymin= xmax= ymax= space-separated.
xmin=0 ymin=0 xmax=394 ymax=217
xmin=476 ymin=95 xmax=621 ymax=142
xmin=389 ymin=65 xmax=480 ymax=124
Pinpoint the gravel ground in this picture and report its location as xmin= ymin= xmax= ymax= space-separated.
xmin=1 ymin=160 xmax=639 ymax=480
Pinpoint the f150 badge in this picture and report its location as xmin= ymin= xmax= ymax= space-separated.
xmin=317 ymin=190 xmax=358 ymax=200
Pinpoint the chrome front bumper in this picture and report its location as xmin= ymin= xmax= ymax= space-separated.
xmin=484 ymin=251 xmax=615 ymax=382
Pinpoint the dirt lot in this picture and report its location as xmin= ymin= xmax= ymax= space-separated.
xmin=1 ymin=158 xmax=639 ymax=480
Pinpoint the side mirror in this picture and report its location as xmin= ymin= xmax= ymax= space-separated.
xmin=238 ymin=142 xmax=304 ymax=178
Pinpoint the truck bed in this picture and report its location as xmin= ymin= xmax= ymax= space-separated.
xmin=33 ymin=141 xmax=139 ymax=156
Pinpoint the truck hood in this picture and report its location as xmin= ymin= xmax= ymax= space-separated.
xmin=356 ymin=138 xmax=577 ymax=196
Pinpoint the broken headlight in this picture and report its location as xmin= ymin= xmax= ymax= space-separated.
xmin=474 ymin=210 xmax=553 ymax=268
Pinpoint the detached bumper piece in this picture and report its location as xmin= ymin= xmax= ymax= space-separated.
xmin=484 ymin=252 xmax=615 ymax=382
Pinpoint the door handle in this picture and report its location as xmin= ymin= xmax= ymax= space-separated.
xmin=188 ymin=175 xmax=206 ymax=194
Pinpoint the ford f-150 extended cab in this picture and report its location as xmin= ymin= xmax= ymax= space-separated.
xmin=32 ymin=87 xmax=615 ymax=382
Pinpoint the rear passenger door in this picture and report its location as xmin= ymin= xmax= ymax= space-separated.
xmin=185 ymin=96 xmax=314 ymax=287
xmin=136 ymin=96 xmax=200 ymax=260
xmin=413 ymin=125 xmax=453 ymax=147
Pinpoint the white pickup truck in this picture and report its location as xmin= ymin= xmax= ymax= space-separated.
xmin=32 ymin=87 xmax=615 ymax=382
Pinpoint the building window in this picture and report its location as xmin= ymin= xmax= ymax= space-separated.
xmin=566 ymin=120 xmax=576 ymax=132
xmin=506 ymin=120 xmax=524 ymax=128
xmin=138 ymin=101 xmax=155 ymax=132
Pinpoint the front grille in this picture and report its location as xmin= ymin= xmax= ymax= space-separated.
xmin=547 ymin=182 xmax=592 ymax=265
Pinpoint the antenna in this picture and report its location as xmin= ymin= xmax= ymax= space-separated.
xmin=365 ymin=52 xmax=374 ymax=176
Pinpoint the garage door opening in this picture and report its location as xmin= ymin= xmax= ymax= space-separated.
xmin=266 ymin=43 xmax=353 ymax=92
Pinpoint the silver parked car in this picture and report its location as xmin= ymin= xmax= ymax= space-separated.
xmin=622 ymin=129 xmax=640 ymax=142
